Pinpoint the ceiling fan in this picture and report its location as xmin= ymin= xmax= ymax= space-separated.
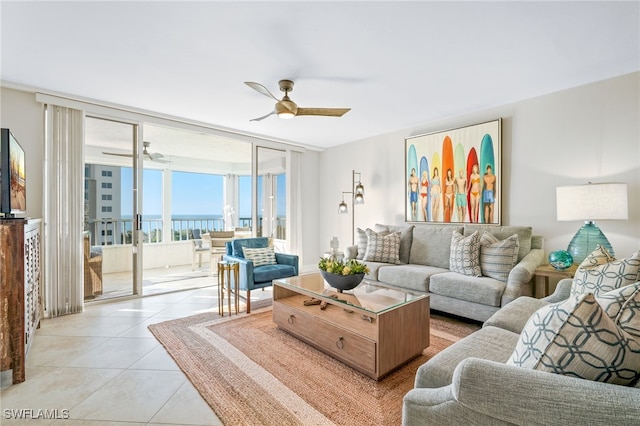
xmin=245 ymin=79 xmax=351 ymax=121
xmin=102 ymin=141 xmax=170 ymax=163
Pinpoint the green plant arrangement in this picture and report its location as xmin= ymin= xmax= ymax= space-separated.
xmin=318 ymin=257 xmax=370 ymax=276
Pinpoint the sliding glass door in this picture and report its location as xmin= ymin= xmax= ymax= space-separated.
xmin=256 ymin=147 xmax=287 ymax=249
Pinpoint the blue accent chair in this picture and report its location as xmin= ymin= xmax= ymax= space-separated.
xmin=223 ymin=237 xmax=298 ymax=313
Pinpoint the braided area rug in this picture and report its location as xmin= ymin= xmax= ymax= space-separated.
xmin=149 ymin=308 xmax=479 ymax=426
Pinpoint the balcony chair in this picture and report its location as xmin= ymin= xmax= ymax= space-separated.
xmin=223 ymin=237 xmax=298 ymax=313
xmin=206 ymin=230 xmax=235 ymax=273
xmin=190 ymin=229 xmax=210 ymax=271
xmin=83 ymin=234 xmax=103 ymax=299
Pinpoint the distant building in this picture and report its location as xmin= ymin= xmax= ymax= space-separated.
xmin=84 ymin=164 xmax=122 ymax=245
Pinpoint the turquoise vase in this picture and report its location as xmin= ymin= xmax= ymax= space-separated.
xmin=548 ymin=250 xmax=573 ymax=270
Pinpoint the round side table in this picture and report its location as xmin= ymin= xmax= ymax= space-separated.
xmin=217 ymin=260 xmax=239 ymax=315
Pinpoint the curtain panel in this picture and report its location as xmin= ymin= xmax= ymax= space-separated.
xmin=43 ymin=105 xmax=85 ymax=317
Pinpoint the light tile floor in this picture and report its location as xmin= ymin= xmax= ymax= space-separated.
xmin=0 ymin=286 xmax=247 ymax=425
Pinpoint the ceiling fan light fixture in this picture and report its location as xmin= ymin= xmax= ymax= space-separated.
xmin=278 ymin=111 xmax=295 ymax=119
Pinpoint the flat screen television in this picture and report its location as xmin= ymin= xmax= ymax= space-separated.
xmin=1 ymin=128 xmax=27 ymax=217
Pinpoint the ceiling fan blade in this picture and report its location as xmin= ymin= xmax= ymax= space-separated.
xmin=296 ymin=107 xmax=351 ymax=117
xmin=245 ymin=82 xmax=279 ymax=101
xmin=250 ymin=110 xmax=277 ymax=121
xmin=102 ymin=151 xmax=133 ymax=158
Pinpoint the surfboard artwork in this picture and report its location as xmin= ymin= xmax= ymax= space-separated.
xmin=466 ymin=147 xmax=479 ymax=223
xmin=454 ymin=143 xmax=466 ymax=223
xmin=479 ymin=133 xmax=496 ymax=224
xmin=441 ymin=136 xmax=454 ymax=223
xmin=407 ymin=143 xmax=419 ymax=222
xmin=419 ymin=156 xmax=430 ymax=221
xmin=404 ymin=119 xmax=501 ymax=224
xmin=431 ymin=152 xmax=442 ymax=222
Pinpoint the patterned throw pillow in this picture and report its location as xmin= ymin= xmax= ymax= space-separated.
xmin=479 ymin=232 xmax=520 ymax=282
xmin=598 ymin=282 xmax=640 ymax=339
xmin=363 ymin=229 xmax=401 ymax=264
xmin=508 ymin=285 xmax=640 ymax=385
xmin=449 ymin=230 xmax=482 ymax=277
xmin=242 ymin=246 xmax=276 ymax=267
xmin=571 ymin=246 xmax=640 ymax=298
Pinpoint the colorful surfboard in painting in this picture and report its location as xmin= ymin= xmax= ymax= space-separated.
xmin=407 ymin=144 xmax=419 ymax=221
xmin=466 ymin=147 xmax=479 ymax=223
xmin=431 ymin=152 xmax=442 ymax=222
xmin=441 ymin=136 xmax=454 ymax=222
xmin=454 ymin=143 xmax=466 ymax=222
xmin=419 ymin=156 xmax=430 ymax=221
xmin=479 ymin=134 xmax=495 ymax=223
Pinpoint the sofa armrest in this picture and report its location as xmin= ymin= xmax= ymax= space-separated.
xmin=404 ymin=357 xmax=640 ymax=426
xmin=453 ymin=358 xmax=640 ymax=425
xmin=501 ymin=248 xmax=545 ymax=306
xmin=222 ymin=254 xmax=255 ymax=290
xmin=275 ymin=253 xmax=299 ymax=275
xmin=542 ymin=277 xmax=572 ymax=303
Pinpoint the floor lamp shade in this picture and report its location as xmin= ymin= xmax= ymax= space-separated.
xmin=556 ymin=183 xmax=628 ymax=264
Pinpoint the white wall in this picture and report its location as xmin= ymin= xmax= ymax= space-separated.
xmin=319 ymin=72 xmax=640 ymax=259
xmin=0 ymin=88 xmax=44 ymax=219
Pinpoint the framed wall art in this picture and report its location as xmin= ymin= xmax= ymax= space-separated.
xmin=405 ymin=118 xmax=501 ymax=224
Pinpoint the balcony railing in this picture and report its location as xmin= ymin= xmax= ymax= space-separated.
xmin=85 ymin=216 xmax=271 ymax=245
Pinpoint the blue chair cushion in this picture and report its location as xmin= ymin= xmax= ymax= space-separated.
xmin=231 ymin=237 xmax=270 ymax=258
xmin=253 ymin=264 xmax=296 ymax=284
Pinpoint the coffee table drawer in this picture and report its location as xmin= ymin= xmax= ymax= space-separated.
xmin=273 ymin=301 xmax=376 ymax=375
xmin=312 ymin=318 xmax=376 ymax=375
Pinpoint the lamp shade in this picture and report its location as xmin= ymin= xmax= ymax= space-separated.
xmin=556 ymin=183 xmax=628 ymax=221
xmin=338 ymin=200 xmax=348 ymax=214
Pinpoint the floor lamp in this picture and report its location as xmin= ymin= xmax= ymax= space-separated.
xmin=556 ymin=182 xmax=628 ymax=264
xmin=338 ymin=170 xmax=365 ymax=245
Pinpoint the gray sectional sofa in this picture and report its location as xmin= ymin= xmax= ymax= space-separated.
xmin=402 ymin=279 xmax=640 ymax=425
xmin=346 ymin=224 xmax=544 ymax=322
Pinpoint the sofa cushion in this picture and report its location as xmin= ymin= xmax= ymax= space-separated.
xmin=479 ymin=232 xmax=519 ymax=282
xmin=571 ymin=246 xmax=640 ymax=298
xmin=410 ymin=226 xmax=463 ymax=269
xmin=363 ymin=261 xmax=392 ymax=281
xmin=449 ymin=230 xmax=482 ymax=277
xmin=415 ymin=326 xmax=519 ymax=388
xmin=355 ymin=227 xmax=369 ymax=260
xmin=363 ymin=229 xmax=401 ymax=264
xmin=374 ymin=224 xmax=414 ymax=264
xmin=483 ymin=296 xmax=549 ymax=334
xmin=242 ymin=246 xmax=276 ymax=266
xmin=377 ymin=264 xmax=449 ymax=293
xmin=430 ymin=272 xmax=506 ymax=307
xmin=464 ymin=225 xmax=532 ymax=262
xmin=508 ymin=286 xmax=640 ymax=385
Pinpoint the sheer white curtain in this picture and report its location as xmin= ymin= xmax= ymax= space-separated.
xmin=286 ymin=150 xmax=303 ymax=264
xmin=43 ymin=105 xmax=85 ymax=317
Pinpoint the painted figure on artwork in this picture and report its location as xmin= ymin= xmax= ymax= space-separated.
xmin=408 ymin=168 xmax=419 ymax=221
xmin=455 ymin=170 xmax=468 ymax=222
xmin=444 ymin=168 xmax=455 ymax=222
xmin=469 ymin=163 xmax=480 ymax=223
xmin=483 ymin=164 xmax=496 ymax=223
xmin=431 ymin=167 xmax=441 ymax=221
xmin=420 ymin=171 xmax=429 ymax=221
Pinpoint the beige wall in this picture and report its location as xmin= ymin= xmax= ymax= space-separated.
xmin=0 ymin=88 xmax=44 ymax=219
xmin=318 ymin=72 xmax=640 ymax=260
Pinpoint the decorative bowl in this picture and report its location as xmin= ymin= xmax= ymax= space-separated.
xmin=548 ymin=250 xmax=573 ymax=270
xmin=320 ymin=270 xmax=365 ymax=292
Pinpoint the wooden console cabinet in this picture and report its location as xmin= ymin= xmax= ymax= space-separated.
xmin=273 ymin=273 xmax=430 ymax=380
xmin=0 ymin=218 xmax=42 ymax=384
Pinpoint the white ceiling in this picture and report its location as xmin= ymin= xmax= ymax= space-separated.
xmin=2 ymin=1 xmax=639 ymax=151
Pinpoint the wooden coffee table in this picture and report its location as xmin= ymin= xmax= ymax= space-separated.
xmin=272 ymin=273 xmax=430 ymax=380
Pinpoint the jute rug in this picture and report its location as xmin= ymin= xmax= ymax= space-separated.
xmin=149 ymin=307 xmax=480 ymax=426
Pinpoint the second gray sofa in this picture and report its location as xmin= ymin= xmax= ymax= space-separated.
xmin=346 ymin=224 xmax=544 ymax=322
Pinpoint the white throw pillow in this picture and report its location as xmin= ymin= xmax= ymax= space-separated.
xmin=449 ymin=230 xmax=481 ymax=277
xmin=571 ymin=246 xmax=640 ymax=298
xmin=479 ymin=232 xmax=519 ymax=282
xmin=242 ymin=246 xmax=276 ymax=267
xmin=508 ymin=283 xmax=640 ymax=385
xmin=363 ymin=229 xmax=401 ymax=264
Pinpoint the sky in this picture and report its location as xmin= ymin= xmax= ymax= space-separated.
xmin=120 ymin=168 xmax=284 ymax=218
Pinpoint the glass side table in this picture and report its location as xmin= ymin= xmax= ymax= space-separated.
xmin=217 ymin=260 xmax=239 ymax=315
